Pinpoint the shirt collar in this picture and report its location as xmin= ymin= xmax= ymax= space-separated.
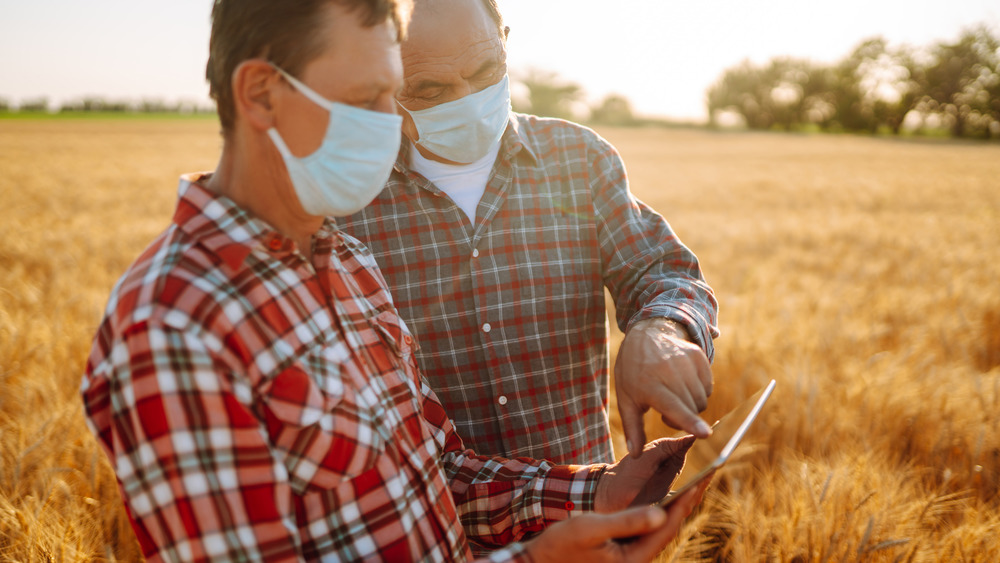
xmin=172 ymin=173 xmax=337 ymax=271
xmin=504 ymin=114 xmax=540 ymax=165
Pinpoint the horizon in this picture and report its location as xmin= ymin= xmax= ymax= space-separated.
xmin=2 ymin=0 xmax=998 ymax=121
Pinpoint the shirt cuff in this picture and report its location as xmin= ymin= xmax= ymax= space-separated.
xmin=539 ymin=463 xmax=605 ymax=521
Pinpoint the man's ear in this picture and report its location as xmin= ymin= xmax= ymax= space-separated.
xmin=232 ymin=59 xmax=282 ymax=132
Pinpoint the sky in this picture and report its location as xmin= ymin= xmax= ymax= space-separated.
xmin=2 ymin=0 xmax=998 ymax=121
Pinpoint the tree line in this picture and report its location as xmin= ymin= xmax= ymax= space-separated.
xmin=5 ymin=24 xmax=997 ymax=138
xmin=0 ymin=96 xmax=215 ymax=115
xmin=512 ymin=69 xmax=642 ymax=126
xmin=707 ymin=25 xmax=1000 ymax=139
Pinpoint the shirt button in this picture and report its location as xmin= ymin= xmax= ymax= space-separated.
xmin=482 ymin=323 xmax=492 ymax=333
xmin=268 ymin=237 xmax=283 ymax=251
xmin=472 ymin=249 xmax=480 ymax=258
xmin=564 ymin=501 xmax=575 ymax=511
xmin=403 ymin=334 xmax=413 ymax=346
xmin=498 ymin=395 xmax=508 ymax=406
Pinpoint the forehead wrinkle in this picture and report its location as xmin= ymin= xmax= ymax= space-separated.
xmin=402 ymin=34 xmax=503 ymax=85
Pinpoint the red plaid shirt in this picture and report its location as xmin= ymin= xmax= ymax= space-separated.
xmin=340 ymin=114 xmax=719 ymax=465
xmin=81 ymin=175 xmax=602 ymax=562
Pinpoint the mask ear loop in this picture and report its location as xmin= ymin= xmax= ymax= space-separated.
xmin=395 ymin=99 xmax=415 ymax=117
xmin=396 ymin=99 xmax=429 ymax=149
xmin=270 ymin=63 xmax=335 ymax=112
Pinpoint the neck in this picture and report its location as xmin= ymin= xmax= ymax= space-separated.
xmin=206 ymin=133 xmax=323 ymax=259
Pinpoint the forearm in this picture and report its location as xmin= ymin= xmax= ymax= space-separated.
xmin=419 ymin=375 xmax=605 ymax=546
xmin=442 ymin=452 xmax=605 ymax=547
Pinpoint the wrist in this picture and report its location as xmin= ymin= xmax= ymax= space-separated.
xmin=632 ymin=318 xmax=690 ymax=342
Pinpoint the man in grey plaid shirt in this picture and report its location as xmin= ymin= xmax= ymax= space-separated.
xmin=340 ymin=0 xmax=720 ymax=465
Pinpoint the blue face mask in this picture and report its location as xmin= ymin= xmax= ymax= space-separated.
xmin=267 ymin=65 xmax=402 ymax=217
xmin=398 ymin=74 xmax=511 ymax=164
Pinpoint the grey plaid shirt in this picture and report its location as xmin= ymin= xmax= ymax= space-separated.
xmin=340 ymin=113 xmax=719 ymax=464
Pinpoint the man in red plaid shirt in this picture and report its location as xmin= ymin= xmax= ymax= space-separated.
xmin=339 ymin=0 xmax=721 ymax=465
xmin=81 ymin=0 xmax=710 ymax=560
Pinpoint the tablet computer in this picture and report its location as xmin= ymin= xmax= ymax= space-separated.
xmin=658 ymin=379 xmax=776 ymax=507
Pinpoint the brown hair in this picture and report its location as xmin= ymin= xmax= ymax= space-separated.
xmin=206 ymin=0 xmax=411 ymax=133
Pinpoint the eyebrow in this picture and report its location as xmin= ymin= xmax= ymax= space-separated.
xmin=345 ymin=79 xmax=399 ymax=101
xmin=466 ymin=59 xmax=498 ymax=79
xmin=409 ymin=56 xmax=502 ymax=94
xmin=411 ymin=78 xmax=450 ymax=93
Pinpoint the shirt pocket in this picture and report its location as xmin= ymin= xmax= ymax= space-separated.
xmin=257 ymin=349 xmax=387 ymax=495
xmin=370 ymin=309 xmax=420 ymax=366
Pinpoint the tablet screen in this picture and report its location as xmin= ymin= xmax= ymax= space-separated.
xmin=658 ymin=379 xmax=776 ymax=507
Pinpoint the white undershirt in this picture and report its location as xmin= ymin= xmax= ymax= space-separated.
xmin=408 ymin=139 xmax=501 ymax=225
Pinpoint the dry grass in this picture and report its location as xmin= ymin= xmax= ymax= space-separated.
xmin=0 ymin=119 xmax=219 ymax=561
xmin=598 ymin=127 xmax=1000 ymax=561
xmin=1 ymin=118 xmax=997 ymax=561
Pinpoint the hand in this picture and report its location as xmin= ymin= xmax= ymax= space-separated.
xmin=594 ymin=436 xmax=695 ymax=513
xmin=615 ymin=318 xmax=714 ymax=457
xmin=522 ymin=480 xmax=711 ymax=563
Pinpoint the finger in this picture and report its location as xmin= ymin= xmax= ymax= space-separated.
xmin=581 ymin=506 xmax=668 ymax=545
xmin=673 ymin=341 xmax=714 ymax=400
xmin=693 ymin=352 xmax=714 ymax=397
xmin=646 ymin=384 xmax=712 ymax=439
xmin=645 ymin=435 xmax=696 ymax=462
xmin=646 ymin=436 xmax=696 ymax=484
xmin=623 ymin=507 xmax=686 ymax=561
xmin=624 ymin=483 xmax=708 ymax=562
xmin=682 ymin=363 xmax=709 ymax=412
xmin=618 ymin=394 xmax=648 ymax=459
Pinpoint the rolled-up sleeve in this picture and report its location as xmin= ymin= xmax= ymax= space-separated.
xmin=418 ymin=378 xmax=605 ymax=550
xmin=590 ymin=139 xmax=720 ymax=360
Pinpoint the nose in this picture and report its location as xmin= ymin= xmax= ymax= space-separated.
xmin=375 ymin=94 xmax=400 ymax=116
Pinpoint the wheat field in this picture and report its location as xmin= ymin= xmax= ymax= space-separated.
xmin=1 ymin=118 xmax=997 ymax=561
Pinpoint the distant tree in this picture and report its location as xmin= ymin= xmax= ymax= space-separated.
xmin=829 ymin=37 xmax=923 ymax=134
xmin=139 ymin=98 xmax=172 ymax=113
xmin=766 ymin=58 xmax=818 ymax=130
xmin=19 ymin=97 xmax=50 ymax=112
xmin=707 ymin=57 xmax=820 ymax=130
xmin=707 ymin=60 xmax=763 ymax=128
xmin=985 ymin=52 xmax=1000 ymax=135
xmin=60 ymin=97 xmax=130 ymax=113
xmin=706 ymin=26 xmax=1000 ymax=139
xmin=0 ymin=98 xmax=9 ymax=112
xmin=176 ymin=99 xmax=212 ymax=114
xmin=923 ymin=25 xmax=1000 ymax=138
xmin=518 ymin=69 xmax=584 ymax=120
xmin=589 ymin=94 xmax=636 ymax=125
